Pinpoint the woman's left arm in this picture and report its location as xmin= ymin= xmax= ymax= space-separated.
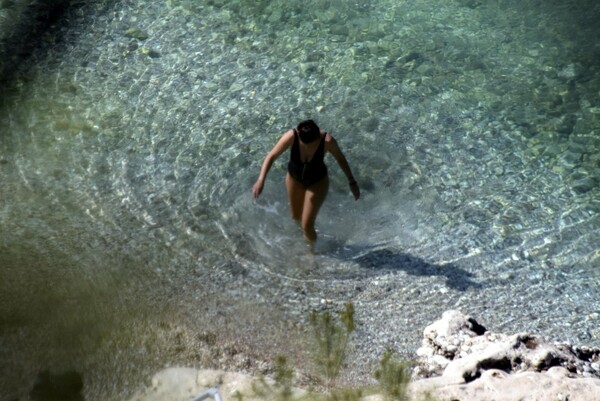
xmin=326 ymin=135 xmax=360 ymax=200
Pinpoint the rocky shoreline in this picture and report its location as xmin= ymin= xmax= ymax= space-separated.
xmin=124 ymin=311 xmax=600 ymax=401
xmin=411 ymin=310 xmax=600 ymax=400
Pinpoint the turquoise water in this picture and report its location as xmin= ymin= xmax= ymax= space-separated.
xmin=1 ymin=0 xmax=599 ymax=399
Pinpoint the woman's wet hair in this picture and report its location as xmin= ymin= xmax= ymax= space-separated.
xmin=297 ymin=119 xmax=320 ymax=143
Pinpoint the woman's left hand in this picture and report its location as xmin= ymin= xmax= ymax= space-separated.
xmin=252 ymin=179 xmax=264 ymax=198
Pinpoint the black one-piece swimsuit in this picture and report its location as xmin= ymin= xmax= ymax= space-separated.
xmin=287 ymin=129 xmax=328 ymax=187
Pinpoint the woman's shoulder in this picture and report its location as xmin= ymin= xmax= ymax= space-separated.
xmin=272 ymin=129 xmax=295 ymax=150
xmin=281 ymin=129 xmax=295 ymax=140
xmin=323 ymin=132 xmax=337 ymax=143
xmin=323 ymin=133 xmax=340 ymax=154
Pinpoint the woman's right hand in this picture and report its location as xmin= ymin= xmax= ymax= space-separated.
xmin=252 ymin=179 xmax=264 ymax=198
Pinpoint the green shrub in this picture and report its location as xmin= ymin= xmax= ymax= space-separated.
xmin=373 ymin=348 xmax=412 ymax=401
xmin=250 ymin=355 xmax=295 ymax=401
xmin=309 ymin=303 xmax=355 ymax=386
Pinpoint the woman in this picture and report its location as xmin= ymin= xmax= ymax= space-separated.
xmin=252 ymin=119 xmax=360 ymax=242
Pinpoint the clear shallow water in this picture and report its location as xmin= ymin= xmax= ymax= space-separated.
xmin=1 ymin=0 xmax=599 ymax=399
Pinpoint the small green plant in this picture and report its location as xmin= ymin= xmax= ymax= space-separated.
xmin=374 ymin=348 xmax=412 ymax=401
xmin=309 ymin=303 xmax=355 ymax=386
xmin=250 ymin=355 xmax=295 ymax=401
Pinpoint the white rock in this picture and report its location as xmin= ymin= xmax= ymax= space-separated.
xmin=416 ymin=346 xmax=434 ymax=358
xmin=412 ymin=311 xmax=600 ymax=401
xmin=432 ymin=355 xmax=450 ymax=369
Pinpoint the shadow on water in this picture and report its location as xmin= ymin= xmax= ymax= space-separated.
xmin=331 ymin=245 xmax=483 ymax=292
xmin=0 ymin=0 xmax=118 ymax=120
xmin=357 ymin=248 xmax=481 ymax=291
xmin=1 ymin=0 xmax=73 ymax=81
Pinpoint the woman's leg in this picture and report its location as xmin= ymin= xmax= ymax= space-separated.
xmin=286 ymin=173 xmax=305 ymax=221
xmin=301 ymin=176 xmax=329 ymax=242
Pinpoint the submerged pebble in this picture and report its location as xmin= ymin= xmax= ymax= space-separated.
xmin=125 ymin=27 xmax=149 ymax=41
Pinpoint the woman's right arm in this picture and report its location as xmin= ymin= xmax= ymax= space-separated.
xmin=252 ymin=129 xmax=294 ymax=198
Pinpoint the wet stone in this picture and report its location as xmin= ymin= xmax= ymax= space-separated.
xmin=329 ymin=24 xmax=349 ymax=36
xmin=299 ymin=62 xmax=318 ymax=75
xmin=127 ymin=40 xmax=139 ymax=52
xmin=558 ymin=150 xmax=583 ymax=168
xmin=140 ymin=47 xmax=161 ymax=58
xmin=360 ymin=117 xmax=379 ymax=131
xmin=267 ymin=10 xmax=282 ymax=23
xmin=571 ymin=177 xmax=597 ymax=194
xmin=124 ymin=27 xmax=149 ymax=41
